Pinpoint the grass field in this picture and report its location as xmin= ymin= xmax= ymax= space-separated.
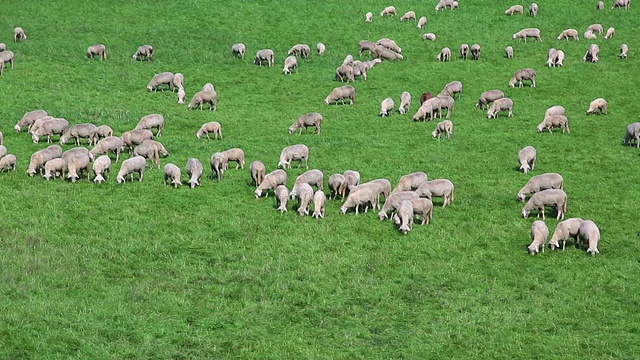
xmin=1 ymin=0 xmax=640 ymax=358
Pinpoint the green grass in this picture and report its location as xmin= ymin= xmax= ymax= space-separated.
xmin=1 ymin=0 xmax=640 ymax=358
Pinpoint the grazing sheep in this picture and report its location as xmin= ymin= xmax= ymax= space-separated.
xmin=294 ymin=183 xmax=314 ymax=216
xmin=452 ymin=1 xmax=459 ymax=9
xmin=437 ymin=95 xmax=455 ymax=118
xmin=584 ymin=30 xmax=597 ymax=40
xmin=0 ymin=50 xmax=15 ymax=70
xmin=255 ymin=169 xmax=287 ymax=198
xmin=549 ymin=218 xmax=584 ymax=250
xmin=202 ymin=83 xmax=216 ymax=92
xmin=400 ymin=11 xmax=416 ymax=21
xmin=537 ymin=115 xmax=570 ymax=133
xmin=505 ymin=5 xmax=524 ymax=14
xmin=392 ymin=172 xmax=428 ymax=193
xmin=340 ymin=186 xmax=378 ymax=214
xmin=375 ymin=46 xmax=404 ymax=60
xmin=556 ymin=50 xmax=565 ymax=66
xmin=27 ymin=145 xmax=63 ymax=176
xmin=522 ymin=189 xmax=567 ymax=220
xmin=586 ymin=98 xmax=608 ymax=114
xmin=351 ymin=61 xmax=369 ymax=81
xmin=621 ymin=44 xmax=629 ymax=58
xmin=312 ymin=190 xmax=327 ymax=219
xmin=420 ymin=92 xmax=434 ymax=104
xmin=422 ymin=33 xmax=437 ymax=41
xmin=470 ymin=44 xmax=481 ymax=60
xmin=518 ymin=146 xmax=536 ymax=173
xmin=135 ymin=113 xmax=165 ymax=137
xmin=358 ymin=40 xmax=377 ymax=56
xmin=547 ymin=48 xmax=558 ymax=67
xmin=60 ymin=123 xmax=98 ymax=145
xmin=392 ymin=198 xmax=434 ymax=226
xmin=87 ymin=44 xmax=107 ymax=60
xmin=597 ymin=1 xmax=604 ymax=9
xmin=431 ymin=120 xmax=453 ymax=140
xmin=291 ymin=170 xmax=324 ymax=199
xmin=476 ymin=90 xmax=504 ymax=109
xmin=43 ymin=158 xmax=67 ymax=180
xmin=579 ymin=220 xmax=601 ymax=255
xmin=328 ymin=174 xmax=346 ymax=199
xmin=232 ymin=43 xmax=246 ymax=58
xmin=518 ymin=173 xmax=564 ymax=202
xmin=342 ymin=54 xmax=354 ymax=67
xmin=513 ymin=28 xmax=542 ymax=42
xmin=437 ymin=47 xmax=451 ymax=62
xmin=396 ymin=200 xmax=414 ymax=234
xmin=32 ymin=118 xmax=70 ymax=143
xmin=379 ymin=6 xmax=397 ymax=16
xmin=14 ymin=109 xmax=48 ymax=132
xmin=288 ymin=44 xmax=311 ymax=58
xmin=221 ymin=148 xmax=245 ymax=169
xmin=92 ymin=125 xmax=114 ymax=144
xmin=132 ymin=45 xmax=153 ymax=61
xmin=439 ymin=81 xmax=463 ymax=99
xmin=335 ymin=64 xmax=355 ymax=82
xmin=14 ymin=27 xmax=27 ymax=42
xmin=289 ymin=113 xmax=323 ymax=135
xmin=547 ymin=106 xmax=568 ymax=120
xmin=210 ymin=152 xmax=228 ymax=180
xmin=529 ymin=2 xmax=538 ymax=16
xmin=509 ymin=68 xmax=536 ymax=88
xmin=196 ymin=121 xmax=223 ymax=140
xmin=418 ymin=16 xmax=428 ymax=29
xmin=377 ymin=38 xmax=402 ymax=53
xmin=380 ymin=98 xmax=395 ymax=117
xmin=146 ymin=72 xmax=174 ymax=91
xmin=605 ymin=27 xmax=615 ymax=39
xmin=29 ymin=116 xmax=54 ymax=136
xmin=435 ymin=0 xmax=455 ymax=11
xmin=316 ymin=43 xmax=326 ymax=56
xmin=283 ymin=55 xmax=298 ymax=75
xmin=557 ymin=29 xmax=579 ymax=41
xmin=588 ymin=24 xmax=604 ymax=34
xmin=528 ymin=221 xmax=549 ymax=255
xmin=623 ymin=122 xmax=640 ymax=147
xmin=612 ymin=0 xmax=631 ymax=9
xmin=350 ymin=179 xmax=392 ymax=209
xmin=117 ymin=156 xmax=147 ymax=183
xmin=325 ymin=85 xmax=355 ymax=105
xmin=172 ymin=73 xmax=184 ymax=90
xmin=133 ymin=139 xmax=169 ymax=169
xmin=92 ymin=155 xmax=111 ymax=183
xmin=487 ymin=97 xmax=514 ymax=118
xmin=186 ymin=158 xmax=204 ymax=189
xmin=188 ymin=90 xmax=218 ymax=110
xmin=250 ymin=160 xmax=266 ymax=187
xmin=341 ymin=170 xmax=361 ymax=197
xmin=378 ymin=191 xmax=419 ymax=220
xmin=163 ymin=163 xmax=182 ymax=188
xmin=278 ymin=144 xmax=309 ymax=169
xmin=459 ymin=44 xmax=469 ymax=60
xmin=177 ymin=87 xmax=186 ymax=104
xmin=413 ymin=98 xmax=441 ymax=121
xmin=365 ymin=12 xmax=373 ymax=23
xmin=416 ymin=179 xmax=455 ymax=208
xmin=90 ymin=136 xmax=122 ymax=163
xmin=254 ymin=49 xmax=275 ymax=67
xmin=399 ymin=91 xmax=412 ymax=114
xmin=0 ymin=154 xmax=16 ymax=172
xmin=62 ymin=147 xmax=93 ymax=182
xmin=121 ymin=129 xmax=154 ymax=153
xmin=275 ymin=185 xmax=289 ymax=212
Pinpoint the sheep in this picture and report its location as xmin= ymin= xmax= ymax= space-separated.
xmin=60 ymin=123 xmax=98 ymax=145
xmin=294 ymin=183 xmax=314 ymax=216
xmin=393 ymin=198 xmax=434 ymax=226
xmin=316 ymin=43 xmax=326 ymax=56
xmin=374 ymin=46 xmax=404 ymax=61
xmin=509 ymin=68 xmax=536 ymax=88
xmin=232 ymin=43 xmax=246 ymax=58
xmin=146 ymin=72 xmax=174 ymax=91
xmin=340 ymin=186 xmax=378 ymax=215
xmin=117 ymin=156 xmax=147 ymax=183
xmin=29 ymin=116 xmax=54 ymax=135
xmin=545 ymin=104 xmax=568 ymax=117
xmin=586 ymin=98 xmax=608 ymax=114
xmin=557 ymin=29 xmax=579 ymax=41
xmin=283 ymin=55 xmax=298 ymax=75
xmin=435 ymin=0 xmax=455 ymax=11
xmin=132 ymin=45 xmax=153 ymax=61
xmin=522 ymin=189 xmax=567 ymax=220
xmin=32 ymin=118 xmax=69 ymax=143
xmin=379 ymin=6 xmax=397 ymax=16
xmin=0 ymin=154 xmax=16 ymax=172
xmin=249 ymin=160 xmax=266 ymax=187
xmin=188 ymin=90 xmax=218 ymax=110
xmin=547 ymin=48 xmax=558 ymax=67
xmin=133 ymin=139 xmax=169 ymax=169
xmin=439 ymin=81 xmax=463 ymax=99
xmin=518 ymin=146 xmax=536 ymax=173
xmin=290 ymin=170 xmax=324 ymax=199
xmin=275 ymin=185 xmax=289 ymax=212
xmin=621 ymin=44 xmax=629 ymax=58
xmin=612 ymin=0 xmax=631 ymax=9
xmin=350 ymin=179 xmax=392 ymax=209
xmin=537 ymin=115 xmax=570 ymax=133
xmin=597 ymin=1 xmax=604 ymax=9
xmin=342 ymin=54 xmax=354 ymax=67
xmin=177 ymin=87 xmax=186 ymax=105
xmin=579 ymin=220 xmax=601 ymax=255
xmin=287 ymin=44 xmax=311 ymax=58
xmin=328 ymin=174 xmax=346 ymax=199
xmin=365 ymin=12 xmax=373 ymax=23
xmin=416 ymin=179 xmax=455 ymax=207
xmin=556 ymin=50 xmax=565 ymax=66
xmin=210 ymin=152 xmax=228 ymax=180
xmin=505 ymin=5 xmax=524 ymax=14
xmin=254 ymin=49 xmax=275 ymax=67
xmin=255 ymin=169 xmax=287 ymax=198
xmin=92 ymin=125 xmax=114 ymax=144
xmin=325 ymin=85 xmax=355 ymax=105
xmin=341 ymin=170 xmax=361 ymax=197
xmin=89 ymin=136 xmax=122 ymax=163
xmin=335 ymin=64 xmax=355 ymax=82
xmin=518 ymin=173 xmax=564 ymax=202
xmin=470 ymin=44 xmax=481 ymax=60
xmin=376 ymin=38 xmax=402 ymax=53
xmin=121 ymin=129 xmax=154 ymax=153
xmin=605 ymin=27 xmax=616 ymax=39
xmin=400 ymin=11 xmax=416 ymax=21
xmin=584 ymin=30 xmax=597 ymax=40
xmin=87 ymin=44 xmax=107 ymax=60
xmin=0 ymin=50 xmax=14 ymax=70
xmin=221 ymin=148 xmax=245 ymax=170
xmin=420 ymin=92 xmax=433 ymax=105
xmin=623 ymin=122 xmax=640 ymax=147
xmin=312 ymin=190 xmax=327 ymax=219
xmin=171 ymin=73 xmax=184 ymax=90
xmin=163 ymin=163 xmax=182 ymax=188
xmin=459 ymin=44 xmax=469 ymax=60
xmin=278 ymin=144 xmax=309 ymax=169
xmin=62 ymin=147 xmax=93 ymax=182
xmin=528 ymin=221 xmax=549 ymax=255
xmin=436 ymin=47 xmax=451 ymax=62
xmin=289 ymin=113 xmax=323 ymax=135
xmin=432 ymin=120 xmax=453 ymax=140
xmin=196 ymin=121 xmax=223 ymax=140
xmin=186 ymin=158 xmax=204 ymax=189
xmin=399 ymin=92 xmax=412 ymax=114
xmin=202 ymin=83 xmax=216 ymax=92
xmin=513 ymin=28 xmax=542 ymax=43
xmin=380 ymin=98 xmax=395 ymax=117
xmin=529 ymin=2 xmax=539 ymax=16
xmin=417 ymin=16 xmax=428 ymax=29
xmin=14 ymin=109 xmax=48 ymax=132
xmin=43 ymin=158 xmax=67 ymax=180
xmin=358 ymin=40 xmax=377 ymax=56
xmin=413 ymin=98 xmax=441 ymax=121
xmin=396 ymin=200 xmax=414 ymax=234
xmin=588 ymin=24 xmax=604 ymax=34
xmin=351 ymin=61 xmax=369 ymax=81
xmin=378 ymin=191 xmax=420 ymax=220
xmin=437 ymin=95 xmax=455 ymax=118
xmin=13 ymin=27 xmax=27 ymax=42
xmin=487 ymin=98 xmax=514 ymax=118
xmin=92 ymin=155 xmax=111 ymax=183
xmin=27 ymin=145 xmax=63 ymax=176
xmin=392 ymin=172 xmax=428 ymax=193
xmin=422 ymin=33 xmax=437 ymax=41
xmin=135 ymin=114 xmax=165 ymax=137
xmin=549 ymin=218 xmax=584 ymax=250
xmin=476 ymin=90 xmax=504 ymax=109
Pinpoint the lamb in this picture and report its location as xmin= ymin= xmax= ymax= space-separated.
xmin=0 ymin=50 xmax=15 ymax=69
xmin=275 ymin=185 xmax=289 ymax=212
xmin=588 ymin=24 xmax=604 ymax=34
xmin=121 ymin=129 xmax=154 ymax=153
xmin=221 ymin=148 xmax=245 ymax=169
xmin=172 ymin=73 xmax=184 ymax=90
xmin=340 ymin=186 xmax=378 ymax=214
xmin=89 ymin=136 xmax=122 ymax=163
xmin=605 ymin=27 xmax=615 ymax=39
xmin=14 ymin=109 xmax=48 ymax=132
xmin=579 ymin=220 xmax=601 ymax=255
xmin=117 ymin=156 xmax=147 ymax=183
xmin=316 ymin=43 xmax=326 ymax=56
xmin=135 ymin=114 xmax=165 ymax=137
xmin=87 ymin=44 xmax=107 ymax=60
xmin=518 ymin=146 xmax=537 ymax=173
xmin=312 ymin=190 xmax=327 ymax=219
xmin=528 ymin=221 xmax=549 ymax=255
xmin=432 ymin=120 xmax=453 ymax=140
xmin=289 ymin=113 xmax=323 ymax=135
xmin=92 ymin=125 xmax=114 ymax=144
xmin=290 ymin=170 xmax=324 ymax=199
xmin=435 ymin=0 xmax=455 ymax=11
xmin=232 ymin=43 xmax=246 ymax=58
xmin=328 ymin=174 xmax=346 ymax=199
xmin=163 ymin=163 xmax=182 ymax=188
xmin=529 ymin=2 xmax=539 ymax=16
xmin=537 ymin=115 xmax=570 ymax=133
xmin=612 ymin=0 xmax=631 ymax=9
xmin=400 ymin=11 xmax=416 ymax=21
xmin=437 ymin=95 xmax=455 ymax=118
xmin=335 ymin=64 xmax=355 ymax=82
xmin=27 ymin=145 xmax=63 ymax=176
xmin=549 ymin=218 xmax=584 ymax=250
xmin=294 ymin=183 xmax=314 ymax=216
xmin=584 ymin=30 xmax=597 ymax=40
xmin=341 ymin=170 xmax=361 ymax=197
xmin=487 ymin=97 xmax=514 ymax=118
xmin=325 ymin=85 xmax=355 ymax=105
xmin=0 ymin=154 xmax=16 ymax=172
xmin=415 ymin=179 xmax=455 ymax=207
xmin=132 ymin=45 xmax=153 ymax=61
xmin=620 ymin=44 xmax=629 ymax=58
xmin=60 ymin=123 xmax=98 ymax=145
xmin=518 ymin=173 xmax=564 ymax=202
xmin=436 ymin=47 xmax=451 ymax=62
xmin=43 ymin=158 xmax=67 ymax=180
xmin=255 ymin=169 xmax=287 ymax=198
xmin=547 ymin=48 xmax=558 ymax=67
xmin=459 ymin=44 xmax=469 ymax=60
xmin=278 ymin=144 xmax=309 ymax=169
xmin=188 ymin=90 xmax=218 ymax=110
xmin=422 ymin=33 xmax=437 ymax=41
xmin=597 ymin=1 xmax=604 ymax=9
xmin=376 ymin=38 xmax=402 ymax=53
xmin=14 ymin=27 xmax=27 ymax=42
xmin=557 ymin=29 xmax=579 ymax=41
xmin=283 ymin=55 xmax=298 ymax=75
xmin=185 ymin=158 xmax=204 ymax=189
xmin=392 ymin=172 xmax=428 ymax=193
xmin=133 ymin=139 xmax=169 ymax=169
xmin=62 ymin=147 xmax=93 ymax=182
xmin=365 ymin=12 xmax=373 ymax=23
xmin=146 ymin=72 xmax=174 ymax=91
xmin=439 ymin=81 xmax=463 ymax=99
xmin=417 ymin=16 xmax=428 ymax=29
xmin=393 ymin=198 xmax=434 ymax=225
xmin=32 ymin=118 xmax=70 ymax=143
xmin=380 ymin=98 xmax=395 ymax=117
xmin=509 ymin=68 xmax=536 ymax=88
xmin=399 ymin=91 xmax=412 ymax=114
xmin=177 ymin=87 xmax=186 ymax=104
xmin=623 ymin=122 xmax=640 ymax=147
xmin=374 ymin=46 xmax=404 ymax=61
xmin=210 ymin=152 xmax=228 ymax=180
xmin=254 ymin=49 xmax=275 ymax=67
xmin=504 ymin=5 xmax=524 ymax=15
xmin=196 ymin=121 xmax=223 ymax=139
xmin=420 ymin=92 xmax=433 ymax=104
xmin=250 ymin=160 xmax=266 ymax=187
xmin=476 ymin=90 xmax=504 ymax=109
xmin=586 ymin=98 xmax=608 ymax=114
xmin=556 ymin=50 xmax=565 ymax=66
xmin=92 ymin=155 xmax=111 ymax=183
xmin=470 ymin=44 xmax=481 ymax=60
xmin=522 ymin=189 xmax=567 ymax=220
xmin=396 ymin=200 xmax=414 ymax=234
xmin=378 ymin=191 xmax=419 ymax=220
xmin=358 ymin=40 xmax=377 ymax=56
xmin=379 ymin=6 xmax=397 ymax=16
xmin=512 ymin=28 xmax=542 ymax=42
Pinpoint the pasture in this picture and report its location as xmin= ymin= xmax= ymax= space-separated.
xmin=1 ymin=0 xmax=640 ymax=358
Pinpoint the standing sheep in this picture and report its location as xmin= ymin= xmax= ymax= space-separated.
xmin=376 ymin=38 xmax=402 ymax=53
xmin=612 ymin=0 xmax=631 ymax=9
xmin=396 ymin=200 xmax=414 ymax=234
xmin=316 ymin=43 xmax=326 ymax=56
xmin=341 ymin=170 xmax=361 ymax=197
xmin=340 ymin=186 xmax=378 ymax=214
xmin=378 ymin=191 xmax=420 ymax=220
xmin=43 ymin=158 xmax=67 ymax=180
xmin=399 ymin=91 xmax=412 ymax=114
xmin=0 ymin=50 xmax=15 ymax=70
xmin=132 ymin=45 xmax=153 ymax=61
xmin=14 ymin=109 xmax=48 ymax=132
xmin=380 ymin=98 xmax=395 ymax=117
xmin=393 ymin=198 xmax=433 ymax=226
xmin=90 ymin=136 xmax=122 ymax=163
xmin=400 ymin=11 xmax=416 ymax=21
xmin=0 ymin=154 xmax=17 ymax=172
xmin=597 ymin=1 xmax=604 ymax=9
xmin=62 ymin=147 xmax=94 ymax=182
xmin=529 ymin=2 xmax=538 ymax=16
xmin=439 ymin=81 xmax=463 ymax=99
xmin=163 ymin=163 xmax=182 ymax=188
xmin=32 ymin=118 xmax=70 ymax=143
xmin=583 ymin=44 xmax=600 ymax=62
xmin=375 ymin=46 xmax=404 ymax=61
xmin=325 ymin=85 xmax=355 ymax=105
xmin=135 ymin=114 xmax=165 ymax=137
xmin=432 ymin=120 xmax=453 ymax=140
xmin=87 ymin=44 xmax=107 ymax=60
xmin=579 ymin=220 xmax=601 ymax=255
xmin=232 ymin=43 xmax=246 ymax=58
xmin=505 ymin=5 xmax=524 ymax=14
xmin=505 ymin=46 xmax=514 ymax=59
xmin=27 ymin=145 xmax=63 ymax=176
xmin=0 ymin=145 xmax=5 ymax=159
xmin=61 ymin=123 xmax=99 ymax=145
xmin=379 ymin=6 xmax=397 ymax=16
xmin=487 ymin=98 xmax=514 ymax=118
xmin=435 ymin=0 xmax=455 ymax=11
xmin=620 ymin=44 xmax=629 ymax=58
xmin=437 ymin=95 xmax=455 ymax=118
xmin=415 ymin=179 xmax=455 ymax=207
xmin=470 ymin=44 xmax=481 ymax=60
xmin=250 ymin=160 xmax=266 ymax=186
xmin=278 ymin=144 xmax=309 ymax=169
xmin=188 ymin=90 xmax=218 ymax=110
xmin=605 ymin=27 xmax=616 ymax=39
xmin=133 ymin=139 xmax=169 ymax=169
xmin=172 ymin=73 xmax=184 ymax=90
xmin=459 ymin=44 xmax=469 ymax=60
xmin=547 ymin=48 xmax=558 ymax=67
xmin=557 ymin=29 xmax=579 ymax=41
xmin=117 ymin=156 xmax=147 ymax=183
xmin=517 ymin=173 xmax=564 ymax=202
xmin=254 ymin=49 xmax=275 ymax=67
xmin=289 ymin=113 xmax=323 ymax=135
xmin=365 ymin=12 xmax=373 ymax=23
xmin=549 ymin=218 xmax=584 ymax=250
xmin=312 ymin=190 xmax=327 ymax=219
xmin=177 ymin=87 xmax=186 ymax=104
xmin=513 ymin=28 xmax=542 ymax=42
xmin=546 ymin=106 xmax=567 ymax=119
xmin=518 ymin=146 xmax=536 ymax=173
xmin=210 ymin=152 xmax=228 ymax=180
xmin=147 ymin=72 xmax=174 ymax=91
xmin=417 ymin=16 xmax=428 ymax=29
xmin=290 ymin=170 xmax=324 ymax=198
xmin=537 ymin=115 xmax=570 ymax=133
xmin=528 ymin=221 xmax=549 ymax=255
xmin=437 ymin=47 xmax=451 ymax=62
xmin=92 ymin=125 xmax=114 ymax=144
xmin=14 ymin=27 xmax=27 ymax=42
xmin=92 ymin=155 xmax=111 ymax=183
xmin=196 ymin=121 xmax=223 ymax=139
xmin=588 ymin=24 xmax=604 ymax=34
xmin=476 ymin=90 xmax=504 ymax=109
xmin=359 ymin=40 xmax=377 ymax=56
xmin=0 ymin=131 xmax=3 ymax=145
xmin=283 ymin=55 xmax=299 ymax=74
xmin=186 ymin=158 xmax=204 ymax=189
xmin=335 ymin=64 xmax=355 ymax=82
xmin=556 ymin=50 xmax=565 ymax=66
xmin=275 ymin=185 xmax=289 ymax=212
xmin=255 ymin=169 xmax=287 ymax=198
xmin=509 ymin=68 xmax=536 ymax=87
xmin=586 ymin=98 xmax=608 ymax=114
xmin=623 ymin=122 xmax=640 ymax=147
xmin=522 ymin=189 xmax=568 ymax=220
xmin=294 ymin=183 xmax=314 ymax=216
xmin=221 ymin=148 xmax=245 ymax=169
xmin=328 ymin=174 xmax=346 ymax=199
xmin=121 ymin=129 xmax=154 ymax=153
xmin=392 ymin=172 xmax=428 ymax=193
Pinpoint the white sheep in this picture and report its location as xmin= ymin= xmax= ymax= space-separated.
xmin=27 ymin=145 xmax=63 ymax=176
xmin=393 ymin=198 xmax=434 ymax=226
xmin=186 ymin=158 xmax=203 ymax=189
xmin=505 ymin=5 xmax=524 ymax=15
xmin=63 ymin=147 xmax=93 ymax=182
xmin=518 ymin=173 xmax=564 ymax=202
xmin=335 ymin=64 xmax=354 ymax=82
xmin=146 ymin=72 xmax=174 ymax=91
xmin=547 ymin=48 xmax=558 ymax=67
xmin=380 ymin=98 xmax=395 ymax=117
xmin=528 ymin=220 xmax=549 ymax=255
xmin=210 ymin=152 xmax=228 ymax=181
xmin=413 ymin=98 xmax=440 ymax=121
xmin=557 ymin=29 xmax=579 ymax=41
xmin=612 ymin=0 xmax=631 ymax=9
xmin=435 ymin=0 xmax=455 ymax=11
xmin=605 ymin=27 xmax=616 ymax=39
xmin=43 ymin=158 xmax=67 ymax=180
xmin=0 ymin=50 xmax=15 ymax=70
xmin=376 ymin=38 xmax=402 ymax=53
xmin=400 ymin=11 xmax=416 ymax=21
xmin=379 ymin=6 xmax=397 ymax=16
xmin=522 ymin=189 xmax=567 ymax=220
xmin=29 ymin=116 xmax=54 ymax=136
xmin=438 ymin=81 xmax=463 ymax=98
xmin=476 ymin=90 xmax=504 ymax=109
xmin=350 ymin=179 xmax=391 ymax=210
xmin=392 ymin=172 xmax=428 ymax=193
xmin=250 ymin=160 xmax=266 ymax=187
xmin=583 ymin=30 xmax=597 ymax=40
xmin=92 ymin=125 xmax=114 ymax=144
xmin=283 ymin=55 xmax=298 ymax=75
xmin=378 ymin=191 xmax=419 ymax=220
xmin=586 ymin=98 xmax=608 ymax=114
xmin=172 ymin=73 xmax=184 ymax=90
xmin=0 ymin=154 xmax=16 ymax=172
xmin=188 ymin=90 xmax=218 ymax=110
xmin=509 ymin=68 xmax=536 ymax=88
xmin=513 ymin=28 xmax=542 ymax=42
xmin=579 ymin=220 xmax=601 ymax=255
xmin=289 ymin=113 xmax=323 ymax=134
xmin=87 ymin=44 xmax=107 ymax=60
xmin=117 ymin=156 xmax=147 ymax=183
xmin=202 ymin=83 xmax=216 ymax=92
xmin=135 ymin=114 xmax=165 ymax=137
xmin=0 ymin=43 xmax=5 ymax=51
xmin=358 ymin=40 xmax=377 ymax=56
xmin=399 ymin=91 xmax=412 ymax=114
xmin=61 ymin=123 xmax=98 ymax=145
xmin=312 ymin=190 xmax=326 ymax=219
xmin=340 ymin=186 xmax=378 ymax=214
xmin=375 ymin=46 xmax=404 ymax=61
xmin=196 ymin=121 xmax=223 ymax=139
xmin=546 ymin=105 xmax=567 ymax=118
xmin=415 ymin=179 xmax=455 ymax=207
xmin=396 ymin=200 xmax=414 ymax=234
xmin=487 ymin=98 xmax=514 ymax=118
xmin=14 ymin=109 xmax=48 ymax=132
xmin=437 ymin=95 xmax=455 ymax=118
xmin=470 ymin=44 xmax=481 ymax=60
xmin=432 ymin=120 xmax=453 ymax=139
xmin=254 ymin=49 xmax=275 ymax=67
xmin=325 ymin=85 xmax=355 ymax=105
xmin=133 ymin=45 xmax=153 ymax=61
xmin=556 ymin=50 xmax=565 ymax=66
xmin=222 ymin=148 xmax=245 ymax=169
xmin=92 ymin=155 xmax=111 ymax=183
xmin=290 ymin=170 xmax=324 ymax=200
xmin=328 ymin=174 xmax=346 ymax=199
xmin=417 ymin=16 xmax=428 ymax=29
xmin=365 ymin=12 xmax=373 ymax=23
xmin=518 ymin=146 xmax=536 ymax=173
xmin=597 ymin=1 xmax=604 ymax=9
xmin=255 ymin=169 xmax=287 ymax=198
xmin=232 ymin=43 xmax=246 ymax=58
xmin=422 ymin=33 xmax=437 ymax=41
xmin=275 ymin=185 xmax=289 ymax=212
xmin=588 ymin=24 xmax=604 ymax=34
xmin=537 ymin=115 xmax=570 ymax=133
xmin=549 ymin=218 xmax=584 ymax=250
xmin=32 ymin=118 xmax=70 ymax=143
xmin=529 ymin=2 xmax=538 ymax=16
xmin=459 ymin=44 xmax=469 ymax=60
xmin=294 ymin=183 xmax=314 ymax=216
xmin=278 ymin=144 xmax=309 ymax=169
xmin=14 ymin=27 xmax=27 ymax=42
xmin=341 ymin=170 xmax=361 ymax=197
xmin=133 ymin=140 xmax=169 ymax=169
xmin=121 ymin=129 xmax=154 ymax=154
xmin=316 ymin=43 xmax=326 ymax=56
xmin=436 ymin=47 xmax=451 ymax=62
xmin=163 ymin=163 xmax=182 ymax=188
xmin=620 ymin=44 xmax=629 ymax=58
xmin=623 ymin=122 xmax=640 ymax=147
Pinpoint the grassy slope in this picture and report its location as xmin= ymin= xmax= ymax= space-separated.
xmin=1 ymin=0 xmax=640 ymax=358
